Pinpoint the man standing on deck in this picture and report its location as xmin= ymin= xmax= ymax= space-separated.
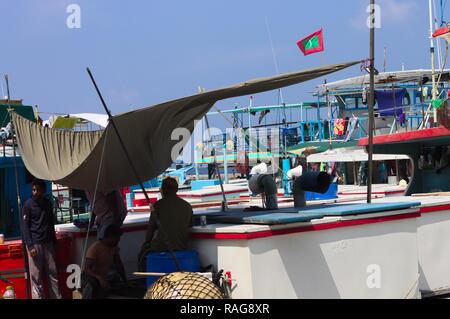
xmin=22 ymin=179 xmax=61 ymax=299
xmin=138 ymin=177 xmax=193 ymax=270
xmin=85 ymin=189 xmax=127 ymax=240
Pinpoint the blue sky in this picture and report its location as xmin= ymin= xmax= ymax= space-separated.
xmin=0 ymin=0 xmax=445 ymax=128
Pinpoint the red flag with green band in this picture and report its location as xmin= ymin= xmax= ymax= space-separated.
xmin=297 ymin=28 xmax=324 ymax=56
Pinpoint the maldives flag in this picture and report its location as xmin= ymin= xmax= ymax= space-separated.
xmin=297 ymin=28 xmax=324 ymax=56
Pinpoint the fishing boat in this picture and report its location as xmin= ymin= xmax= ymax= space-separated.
xmin=0 ymin=59 xmax=425 ymax=299
xmin=4 ymin=61 xmax=450 ymax=299
xmin=358 ymin=125 xmax=450 ymax=297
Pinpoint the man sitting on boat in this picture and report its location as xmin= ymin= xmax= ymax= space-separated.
xmin=138 ymin=177 xmax=193 ymax=270
xmin=81 ymin=224 xmax=127 ymax=299
xmin=85 ymin=189 xmax=127 ymax=240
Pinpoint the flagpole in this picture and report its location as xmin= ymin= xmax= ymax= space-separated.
xmin=367 ymin=0 xmax=376 ymax=204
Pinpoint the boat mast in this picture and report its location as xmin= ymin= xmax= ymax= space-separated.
xmin=367 ymin=0 xmax=375 ymax=204
xmin=429 ymin=0 xmax=438 ymax=126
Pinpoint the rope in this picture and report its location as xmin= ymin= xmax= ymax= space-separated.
xmin=79 ymin=125 xmax=110 ymax=272
xmin=436 ymin=42 xmax=448 ymax=86
xmin=404 ymin=273 xmax=420 ymax=299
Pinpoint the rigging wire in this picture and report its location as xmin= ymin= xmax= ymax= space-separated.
xmin=79 ymin=125 xmax=110 ymax=273
xmin=265 ymin=16 xmax=286 ymax=131
xmin=1 ymin=80 xmax=5 ymax=100
xmin=441 ymin=0 xmax=447 ymax=25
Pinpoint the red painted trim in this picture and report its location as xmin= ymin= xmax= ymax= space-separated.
xmin=178 ymin=190 xmax=247 ymax=198
xmin=60 ymin=204 xmax=450 ymax=240
xmin=359 ymin=127 xmax=450 ymax=146
xmin=190 ymin=212 xmax=420 ymax=240
xmin=420 ymin=204 xmax=450 ymax=214
xmin=134 ymin=189 xmax=248 ymax=200
xmin=240 ymin=193 xmax=288 ymax=199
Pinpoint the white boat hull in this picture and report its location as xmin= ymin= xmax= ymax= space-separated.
xmin=189 ymin=210 xmax=420 ymax=299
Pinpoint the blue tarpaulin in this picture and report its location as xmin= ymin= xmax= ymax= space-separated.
xmin=374 ymin=88 xmax=406 ymax=116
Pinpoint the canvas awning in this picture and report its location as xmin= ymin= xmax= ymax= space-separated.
xmin=12 ymin=61 xmax=360 ymax=191
xmin=306 ymin=147 xmax=410 ymax=163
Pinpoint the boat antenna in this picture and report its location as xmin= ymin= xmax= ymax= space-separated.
xmin=0 ymin=79 xmax=5 ymax=99
xmin=86 ymin=68 xmax=182 ymax=271
xmin=4 ymin=74 xmax=31 ymax=298
xmin=367 ymin=0 xmax=376 ymax=204
xmin=265 ymin=17 xmax=285 ymax=105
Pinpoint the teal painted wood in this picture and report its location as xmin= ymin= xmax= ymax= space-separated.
xmin=202 ymin=202 xmax=419 ymax=225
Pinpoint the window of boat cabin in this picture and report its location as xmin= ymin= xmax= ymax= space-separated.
xmin=336 ymin=93 xmax=366 ymax=110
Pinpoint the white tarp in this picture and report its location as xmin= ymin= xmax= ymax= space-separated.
xmin=307 ymin=147 xmax=410 ymax=163
xmin=70 ymin=113 xmax=109 ymax=128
